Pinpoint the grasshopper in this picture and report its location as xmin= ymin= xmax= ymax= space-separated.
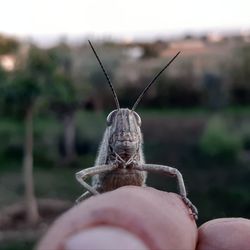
xmin=75 ymin=41 xmax=198 ymax=219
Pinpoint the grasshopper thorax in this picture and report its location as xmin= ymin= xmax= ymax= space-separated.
xmin=107 ymin=108 xmax=142 ymax=159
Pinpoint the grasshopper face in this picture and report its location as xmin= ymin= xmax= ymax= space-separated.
xmin=107 ymin=108 xmax=142 ymax=157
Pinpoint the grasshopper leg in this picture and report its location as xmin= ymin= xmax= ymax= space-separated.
xmin=135 ymin=163 xmax=198 ymax=220
xmin=75 ymin=164 xmax=117 ymax=201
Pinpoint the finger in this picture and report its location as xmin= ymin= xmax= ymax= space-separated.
xmin=197 ymin=218 xmax=250 ymax=250
xmin=37 ymin=186 xmax=197 ymax=250
xmin=65 ymin=226 xmax=148 ymax=250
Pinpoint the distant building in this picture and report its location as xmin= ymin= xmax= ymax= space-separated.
xmin=160 ymin=39 xmax=206 ymax=57
xmin=206 ymin=32 xmax=224 ymax=43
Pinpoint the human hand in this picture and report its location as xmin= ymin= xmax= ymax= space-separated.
xmin=37 ymin=186 xmax=250 ymax=250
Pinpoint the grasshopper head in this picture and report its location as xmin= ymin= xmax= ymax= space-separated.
xmin=107 ymin=108 xmax=142 ymax=157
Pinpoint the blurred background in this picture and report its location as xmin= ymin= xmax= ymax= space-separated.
xmin=0 ymin=0 xmax=250 ymax=249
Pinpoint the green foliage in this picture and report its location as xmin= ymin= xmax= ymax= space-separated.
xmin=0 ymin=111 xmax=104 ymax=170
xmin=44 ymin=43 xmax=92 ymax=115
xmin=3 ymin=73 xmax=41 ymax=115
xmin=0 ymin=46 xmax=55 ymax=116
xmin=48 ymin=45 xmax=73 ymax=99
xmin=200 ymin=115 xmax=242 ymax=159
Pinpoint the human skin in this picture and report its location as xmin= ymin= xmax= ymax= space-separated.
xmin=36 ymin=186 xmax=250 ymax=250
xmin=197 ymin=218 xmax=250 ymax=250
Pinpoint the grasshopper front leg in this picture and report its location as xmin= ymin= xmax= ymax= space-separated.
xmin=135 ymin=164 xmax=198 ymax=220
xmin=75 ymin=164 xmax=118 ymax=203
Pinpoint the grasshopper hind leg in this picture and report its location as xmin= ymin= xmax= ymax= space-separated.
xmin=75 ymin=184 xmax=101 ymax=204
xmin=75 ymin=191 xmax=92 ymax=204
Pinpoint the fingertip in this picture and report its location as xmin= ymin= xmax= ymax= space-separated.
xmin=64 ymin=226 xmax=149 ymax=250
xmin=197 ymin=218 xmax=250 ymax=250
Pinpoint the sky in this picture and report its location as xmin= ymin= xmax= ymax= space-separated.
xmin=0 ymin=0 xmax=250 ymax=45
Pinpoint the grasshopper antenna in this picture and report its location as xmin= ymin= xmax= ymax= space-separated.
xmin=132 ymin=51 xmax=180 ymax=111
xmin=88 ymin=40 xmax=120 ymax=109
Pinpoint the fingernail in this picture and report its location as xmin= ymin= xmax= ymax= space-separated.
xmin=64 ymin=226 xmax=148 ymax=250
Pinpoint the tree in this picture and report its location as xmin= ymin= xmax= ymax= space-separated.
xmin=46 ymin=43 xmax=89 ymax=164
xmin=1 ymin=45 xmax=55 ymax=224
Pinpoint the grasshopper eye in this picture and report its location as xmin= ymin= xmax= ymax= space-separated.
xmin=133 ymin=112 xmax=141 ymax=127
xmin=107 ymin=110 xmax=118 ymax=126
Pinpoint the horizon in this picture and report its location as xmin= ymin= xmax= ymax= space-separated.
xmin=0 ymin=0 xmax=249 ymax=46
xmin=2 ymin=27 xmax=249 ymax=48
